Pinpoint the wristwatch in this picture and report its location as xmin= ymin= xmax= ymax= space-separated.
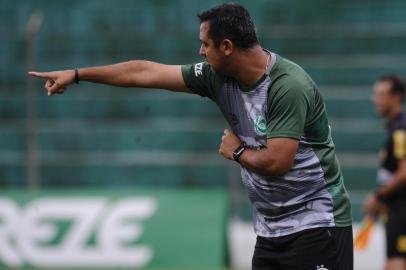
xmin=233 ymin=142 xmax=247 ymax=163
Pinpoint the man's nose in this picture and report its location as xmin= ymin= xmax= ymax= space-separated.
xmin=199 ymin=45 xmax=205 ymax=57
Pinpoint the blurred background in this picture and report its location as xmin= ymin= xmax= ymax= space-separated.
xmin=1 ymin=0 xmax=406 ymax=269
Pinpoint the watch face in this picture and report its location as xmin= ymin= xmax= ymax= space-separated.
xmin=233 ymin=143 xmax=246 ymax=161
xmin=234 ymin=147 xmax=244 ymax=155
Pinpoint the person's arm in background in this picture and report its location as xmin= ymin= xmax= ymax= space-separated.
xmin=363 ymin=161 xmax=406 ymax=217
xmin=376 ymin=160 xmax=406 ymax=199
xmin=364 ymin=129 xmax=406 ymax=216
xmin=28 ymin=61 xmax=192 ymax=96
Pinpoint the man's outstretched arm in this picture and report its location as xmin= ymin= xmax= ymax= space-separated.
xmin=28 ymin=61 xmax=192 ymax=96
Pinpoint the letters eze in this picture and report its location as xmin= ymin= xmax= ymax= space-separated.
xmin=0 ymin=197 xmax=157 ymax=268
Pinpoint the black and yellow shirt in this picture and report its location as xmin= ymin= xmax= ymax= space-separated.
xmin=379 ymin=111 xmax=406 ymax=207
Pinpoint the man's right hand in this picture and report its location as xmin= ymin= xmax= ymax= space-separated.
xmin=28 ymin=70 xmax=76 ymax=96
xmin=28 ymin=61 xmax=192 ymax=94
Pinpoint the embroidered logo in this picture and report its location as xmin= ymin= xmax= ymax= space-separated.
xmin=254 ymin=115 xmax=267 ymax=135
xmin=194 ymin=62 xmax=203 ymax=77
xmin=317 ymin=265 xmax=329 ymax=270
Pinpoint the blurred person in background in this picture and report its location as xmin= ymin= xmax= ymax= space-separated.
xmin=364 ymin=75 xmax=406 ymax=270
xmin=29 ymin=3 xmax=353 ymax=270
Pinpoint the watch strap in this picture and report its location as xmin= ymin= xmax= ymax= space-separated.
xmin=233 ymin=142 xmax=247 ymax=163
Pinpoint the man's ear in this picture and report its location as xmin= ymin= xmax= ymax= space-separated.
xmin=221 ymin=39 xmax=234 ymax=56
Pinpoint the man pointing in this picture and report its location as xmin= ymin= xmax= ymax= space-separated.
xmin=30 ymin=3 xmax=353 ymax=269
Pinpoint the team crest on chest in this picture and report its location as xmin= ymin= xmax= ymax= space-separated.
xmin=254 ymin=115 xmax=267 ymax=136
xmin=243 ymin=102 xmax=267 ymax=136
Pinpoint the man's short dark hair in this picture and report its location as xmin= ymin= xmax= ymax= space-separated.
xmin=379 ymin=74 xmax=406 ymax=102
xmin=198 ymin=3 xmax=259 ymax=50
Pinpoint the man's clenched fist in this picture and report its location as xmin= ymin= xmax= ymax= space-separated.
xmin=219 ymin=129 xmax=241 ymax=160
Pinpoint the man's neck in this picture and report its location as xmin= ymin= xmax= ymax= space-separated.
xmin=231 ymin=46 xmax=270 ymax=88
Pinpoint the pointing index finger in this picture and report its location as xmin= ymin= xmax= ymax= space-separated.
xmin=28 ymin=71 xmax=51 ymax=79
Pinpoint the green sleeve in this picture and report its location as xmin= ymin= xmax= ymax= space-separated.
xmin=181 ymin=62 xmax=223 ymax=100
xmin=266 ymin=76 xmax=310 ymax=140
